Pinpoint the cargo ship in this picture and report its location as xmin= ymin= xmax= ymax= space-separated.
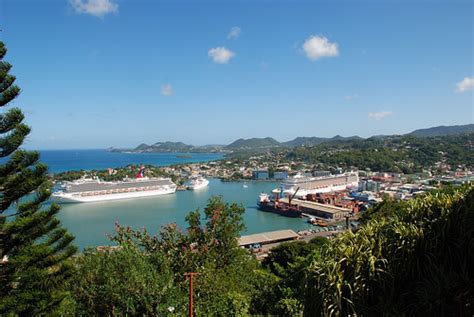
xmin=52 ymin=168 xmax=176 ymax=203
xmin=281 ymin=172 xmax=359 ymax=197
xmin=257 ymin=188 xmax=302 ymax=218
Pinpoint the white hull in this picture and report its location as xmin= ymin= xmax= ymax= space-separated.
xmin=281 ymin=173 xmax=359 ymax=197
xmin=291 ymin=184 xmax=357 ymax=197
xmin=53 ymin=187 xmax=176 ymax=203
xmin=188 ymin=179 xmax=209 ymax=190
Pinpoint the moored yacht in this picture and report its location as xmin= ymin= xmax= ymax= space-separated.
xmin=187 ymin=175 xmax=209 ymax=190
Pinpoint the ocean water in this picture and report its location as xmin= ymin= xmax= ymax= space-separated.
xmin=38 ymin=150 xmax=225 ymax=173
xmin=59 ymin=179 xmax=313 ymax=250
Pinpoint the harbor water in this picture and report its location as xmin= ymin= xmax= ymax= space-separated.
xmin=59 ymin=179 xmax=314 ymax=250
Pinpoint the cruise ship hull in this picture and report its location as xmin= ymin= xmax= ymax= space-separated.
xmin=188 ymin=183 xmax=208 ymax=190
xmin=292 ymin=184 xmax=353 ymax=197
xmin=281 ymin=173 xmax=359 ymax=197
xmin=53 ymin=187 xmax=176 ymax=203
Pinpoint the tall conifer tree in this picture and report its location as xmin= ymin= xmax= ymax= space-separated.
xmin=0 ymin=41 xmax=77 ymax=314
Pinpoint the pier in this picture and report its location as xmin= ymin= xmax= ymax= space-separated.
xmin=279 ymin=197 xmax=351 ymax=221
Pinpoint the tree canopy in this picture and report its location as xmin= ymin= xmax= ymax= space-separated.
xmin=304 ymin=184 xmax=474 ymax=316
xmin=0 ymin=41 xmax=77 ymax=315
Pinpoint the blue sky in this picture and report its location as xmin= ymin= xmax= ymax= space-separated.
xmin=1 ymin=0 xmax=473 ymax=149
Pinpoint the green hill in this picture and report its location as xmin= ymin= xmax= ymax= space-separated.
xmin=408 ymin=124 xmax=474 ymax=137
xmin=283 ymin=135 xmax=363 ymax=147
xmin=132 ymin=141 xmax=223 ymax=153
xmin=226 ymin=137 xmax=281 ymax=149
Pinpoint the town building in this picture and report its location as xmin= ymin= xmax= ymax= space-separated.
xmin=252 ymin=168 xmax=269 ymax=180
xmin=273 ymin=171 xmax=288 ymax=180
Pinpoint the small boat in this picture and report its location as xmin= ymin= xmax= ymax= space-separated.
xmin=308 ymin=217 xmax=329 ymax=227
xmin=243 ymin=184 xmax=248 ymax=188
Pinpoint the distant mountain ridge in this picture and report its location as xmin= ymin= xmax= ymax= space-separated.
xmin=408 ymin=124 xmax=474 ymax=137
xmin=109 ymin=141 xmax=224 ymax=153
xmin=111 ymin=124 xmax=473 ymax=153
xmin=226 ymin=137 xmax=280 ymax=149
xmin=282 ymin=135 xmax=363 ymax=147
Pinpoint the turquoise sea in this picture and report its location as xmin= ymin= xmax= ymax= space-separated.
xmin=29 ymin=150 xmax=312 ymax=250
xmin=60 ymin=179 xmax=313 ymax=250
xmin=39 ymin=149 xmax=225 ymax=173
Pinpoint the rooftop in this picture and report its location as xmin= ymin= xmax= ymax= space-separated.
xmin=238 ymin=229 xmax=299 ymax=246
xmin=280 ymin=198 xmax=351 ymax=214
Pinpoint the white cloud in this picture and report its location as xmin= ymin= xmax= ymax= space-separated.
xmin=208 ymin=47 xmax=235 ymax=64
xmin=227 ymin=27 xmax=241 ymax=39
xmin=302 ymin=35 xmax=339 ymax=61
xmin=161 ymin=84 xmax=173 ymax=96
xmin=345 ymin=94 xmax=359 ymax=101
xmin=455 ymin=77 xmax=474 ymax=93
xmin=70 ymin=0 xmax=118 ymax=18
xmin=368 ymin=111 xmax=393 ymax=121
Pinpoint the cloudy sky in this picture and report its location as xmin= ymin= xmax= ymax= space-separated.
xmin=1 ymin=0 xmax=473 ymax=149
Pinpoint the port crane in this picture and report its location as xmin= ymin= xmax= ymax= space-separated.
xmin=288 ymin=187 xmax=300 ymax=207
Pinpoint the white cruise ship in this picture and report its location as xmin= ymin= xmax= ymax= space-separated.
xmin=281 ymin=172 xmax=359 ymax=197
xmin=52 ymin=175 xmax=177 ymax=203
xmin=187 ymin=176 xmax=209 ymax=190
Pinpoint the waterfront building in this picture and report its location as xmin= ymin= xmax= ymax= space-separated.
xmin=273 ymin=171 xmax=288 ymax=180
xmin=252 ymin=168 xmax=269 ymax=180
xmin=358 ymin=180 xmax=381 ymax=192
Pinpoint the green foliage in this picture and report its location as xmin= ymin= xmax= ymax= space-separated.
xmin=262 ymin=240 xmax=325 ymax=277
xmin=0 ymin=41 xmax=77 ymax=315
xmin=194 ymin=256 xmax=258 ymax=316
xmin=303 ymin=184 xmax=474 ymax=316
xmin=71 ymin=245 xmax=182 ymax=316
xmin=253 ymin=239 xmax=328 ymax=316
xmin=71 ymin=196 xmax=261 ymax=316
xmin=359 ymin=195 xmax=406 ymax=224
xmin=226 ymin=137 xmax=280 ymax=150
xmin=285 ymin=134 xmax=473 ymax=173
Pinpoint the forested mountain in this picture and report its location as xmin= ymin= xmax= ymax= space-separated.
xmin=226 ymin=137 xmax=280 ymax=149
xmin=408 ymin=124 xmax=474 ymax=137
xmin=282 ymin=135 xmax=363 ymax=147
xmin=112 ymin=124 xmax=473 ymax=153
xmin=284 ymin=133 xmax=473 ymax=173
xmin=111 ymin=141 xmax=224 ymax=153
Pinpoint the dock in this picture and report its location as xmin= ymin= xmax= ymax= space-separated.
xmin=279 ymin=197 xmax=351 ymax=221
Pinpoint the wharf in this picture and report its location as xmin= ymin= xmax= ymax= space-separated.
xmin=279 ymin=197 xmax=351 ymax=221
